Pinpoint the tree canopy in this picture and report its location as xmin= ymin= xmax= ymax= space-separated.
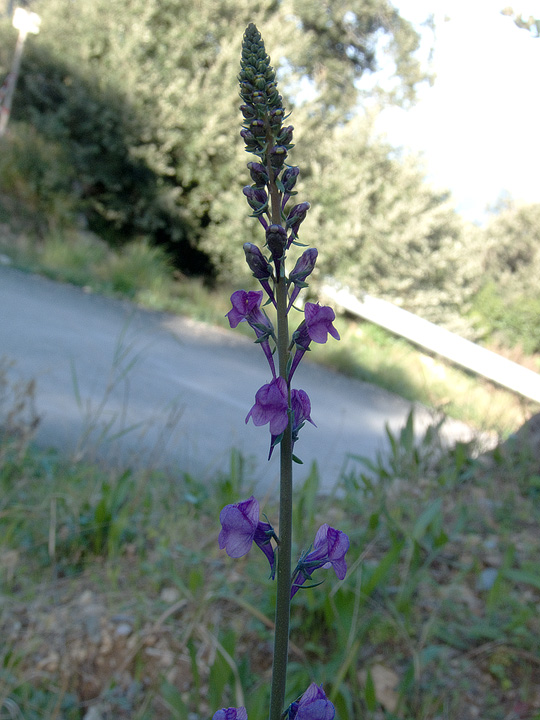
xmin=1 ymin=0 xmax=489 ymax=336
xmin=1 ymin=0 xmax=430 ymax=268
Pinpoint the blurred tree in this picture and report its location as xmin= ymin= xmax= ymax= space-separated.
xmin=1 ymin=0 xmax=430 ymax=277
xmin=471 ymin=201 xmax=540 ymax=353
xmin=296 ymin=113 xmax=482 ymax=334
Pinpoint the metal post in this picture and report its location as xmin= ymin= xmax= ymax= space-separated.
xmin=0 ymin=7 xmax=41 ymax=138
xmin=0 ymin=26 xmax=27 ymax=137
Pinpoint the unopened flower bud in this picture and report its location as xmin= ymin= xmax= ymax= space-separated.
xmin=269 ymin=145 xmax=288 ymax=172
xmin=240 ymin=104 xmax=256 ymax=120
xmin=243 ymin=186 xmax=268 ymax=213
xmin=269 ymin=107 xmax=285 ymax=130
xmin=287 ymin=248 xmax=318 ymax=311
xmin=286 ymin=202 xmax=310 ymax=237
xmin=250 ymin=119 xmax=266 ymax=137
xmin=290 ymin=248 xmax=318 ymax=284
xmin=266 ymin=224 xmax=287 ymax=261
xmin=252 ymin=91 xmax=266 ymax=105
xmin=282 ymin=166 xmax=299 ymax=193
xmin=240 ymin=128 xmax=255 ymax=143
xmin=247 ymin=161 xmax=269 ymax=187
xmin=243 ymin=243 xmax=272 ymax=279
xmin=277 ymin=125 xmax=294 ymax=146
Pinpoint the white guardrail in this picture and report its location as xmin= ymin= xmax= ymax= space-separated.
xmin=321 ymin=282 xmax=540 ymax=405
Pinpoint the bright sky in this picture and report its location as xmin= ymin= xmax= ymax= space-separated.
xmin=376 ymin=1 xmax=540 ymax=224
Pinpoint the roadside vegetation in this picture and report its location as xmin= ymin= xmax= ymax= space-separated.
xmin=0 ymin=218 xmax=537 ymax=436
xmin=1 ymin=364 xmax=540 ymax=719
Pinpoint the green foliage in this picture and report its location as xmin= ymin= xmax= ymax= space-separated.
xmin=2 ymin=0 xmax=494 ymax=336
xmin=0 ymin=122 xmax=78 ymax=230
xmin=472 ymin=201 xmax=540 ymax=352
xmin=298 ymin=114 xmax=483 ymax=334
xmin=2 ymin=398 xmax=540 ymax=718
xmin=1 ymin=0 xmax=430 ymax=281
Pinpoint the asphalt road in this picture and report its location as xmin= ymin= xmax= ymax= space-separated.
xmin=0 ymin=266 xmax=473 ymax=492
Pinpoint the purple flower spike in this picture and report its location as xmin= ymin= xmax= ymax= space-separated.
xmin=290 ymin=524 xmax=350 ymax=598
xmin=219 ymin=496 xmax=276 ymax=578
xmin=246 ymin=377 xmax=288 ymax=436
xmin=212 ymin=708 xmax=248 ymax=720
xmin=287 ymin=683 xmax=335 ymax=720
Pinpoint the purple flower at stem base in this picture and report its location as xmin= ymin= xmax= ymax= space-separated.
xmin=287 ymin=683 xmax=335 ymax=719
xmin=290 ymin=524 xmax=349 ymax=598
xmin=219 ymin=496 xmax=277 ymax=579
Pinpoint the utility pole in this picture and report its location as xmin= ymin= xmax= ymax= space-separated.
xmin=0 ymin=7 xmax=41 ymax=137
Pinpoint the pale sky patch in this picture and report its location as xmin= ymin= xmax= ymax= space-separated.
xmin=375 ymin=1 xmax=540 ymax=223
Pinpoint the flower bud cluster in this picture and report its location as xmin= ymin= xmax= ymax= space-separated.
xmin=239 ymin=23 xmax=286 ymax=163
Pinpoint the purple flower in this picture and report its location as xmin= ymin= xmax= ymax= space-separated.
xmin=287 ymin=683 xmax=335 ymax=720
xmin=290 ymin=524 xmax=349 ymax=598
xmin=291 ymin=389 xmax=316 ymax=444
xmin=245 ymin=376 xmax=288 ymax=436
xmin=219 ymin=496 xmax=276 ymax=578
xmin=304 ymin=303 xmax=340 ymax=343
xmin=227 ymin=290 xmax=276 ymax=377
xmin=278 ymin=125 xmax=294 ymax=146
xmin=212 ymin=708 xmax=248 ymax=720
xmin=289 ymin=303 xmax=340 ymax=380
xmin=246 ymin=379 xmax=314 ymax=460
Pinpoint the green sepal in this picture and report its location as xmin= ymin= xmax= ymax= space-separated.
xmin=294 ymin=579 xmax=325 ymax=591
xmin=286 ymin=353 xmax=293 ymax=377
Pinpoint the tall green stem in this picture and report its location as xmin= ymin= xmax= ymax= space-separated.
xmin=268 ymin=166 xmax=293 ymax=720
